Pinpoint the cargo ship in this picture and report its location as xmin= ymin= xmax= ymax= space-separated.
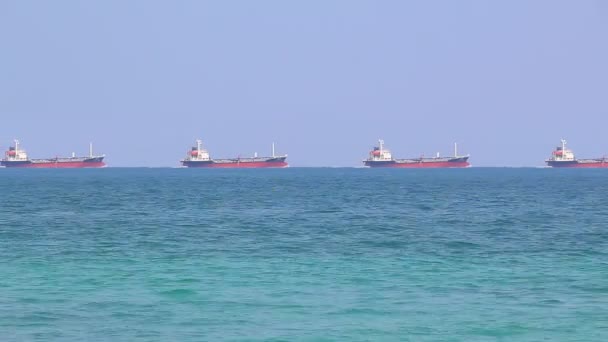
xmin=1 ymin=140 xmax=105 ymax=168
xmin=181 ymin=139 xmax=288 ymax=168
xmin=363 ymin=139 xmax=470 ymax=168
xmin=546 ymin=139 xmax=608 ymax=168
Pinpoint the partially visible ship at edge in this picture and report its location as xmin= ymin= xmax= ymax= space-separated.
xmin=363 ymin=139 xmax=470 ymax=168
xmin=1 ymin=140 xmax=105 ymax=168
xmin=181 ymin=139 xmax=288 ymax=168
xmin=546 ymin=139 xmax=608 ymax=168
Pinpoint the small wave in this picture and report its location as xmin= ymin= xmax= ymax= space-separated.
xmin=445 ymin=241 xmax=482 ymax=249
xmin=160 ymin=288 xmax=198 ymax=299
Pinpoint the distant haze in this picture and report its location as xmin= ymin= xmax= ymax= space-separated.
xmin=2 ymin=1 xmax=607 ymax=167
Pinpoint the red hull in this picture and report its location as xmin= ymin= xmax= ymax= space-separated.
xmin=3 ymin=162 xmax=106 ymax=168
xmin=368 ymin=161 xmax=470 ymax=168
xmin=549 ymin=163 xmax=608 ymax=168
xmin=185 ymin=161 xmax=288 ymax=168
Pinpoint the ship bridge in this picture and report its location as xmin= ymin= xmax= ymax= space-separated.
xmin=550 ymin=139 xmax=575 ymax=161
xmin=187 ymin=139 xmax=211 ymax=161
xmin=369 ymin=139 xmax=393 ymax=161
xmin=4 ymin=140 xmax=29 ymax=161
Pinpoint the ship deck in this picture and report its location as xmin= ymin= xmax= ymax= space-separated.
xmin=29 ymin=156 xmax=105 ymax=163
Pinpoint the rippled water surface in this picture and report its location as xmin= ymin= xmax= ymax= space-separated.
xmin=1 ymin=168 xmax=607 ymax=341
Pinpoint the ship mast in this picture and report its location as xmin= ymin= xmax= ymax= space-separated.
xmin=561 ymin=139 xmax=566 ymax=155
xmin=89 ymin=142 xmax=93 ymax=158
xmin=454 ymin=142 xmax=457 ymax=157
xmin=196 ymin=139 xmax=202 ymax=156
xmin=378 ymin=139 xmax=384 ymax=155
xmin=14 ymin=139 xmax=19 ymax=153
xmin=272 ymin=142 xmax=275 ymax=158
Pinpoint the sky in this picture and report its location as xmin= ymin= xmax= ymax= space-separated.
xmin=1 ymin=0 xmax=607 ymax=167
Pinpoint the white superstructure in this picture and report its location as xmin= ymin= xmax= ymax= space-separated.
xmin=549 ymin=139 xmax=575 ymax=161
xmin=186 ymin=139 xmax=211 ymax=161
xmin=368 ymin=139 xmax=393 ymax=161
xmin=5 ymin=140 xmax=29 ymax=161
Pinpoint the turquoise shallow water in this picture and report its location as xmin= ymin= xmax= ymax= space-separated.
xmin=1 ymin=168 xmax=607 ymax=341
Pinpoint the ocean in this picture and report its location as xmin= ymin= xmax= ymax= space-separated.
xmin=1 ymin=168 xmax=607 ymax=341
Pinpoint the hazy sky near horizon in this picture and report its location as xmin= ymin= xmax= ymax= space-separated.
xmin=2 ymin=1 xmax=607 ymax=166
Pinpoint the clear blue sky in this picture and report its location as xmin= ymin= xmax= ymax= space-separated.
xmin=1 ymin=1 xmax=607 ymax=166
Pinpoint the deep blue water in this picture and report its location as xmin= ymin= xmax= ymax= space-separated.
xmin=1 ymin=168 xmax=607 ymax=341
